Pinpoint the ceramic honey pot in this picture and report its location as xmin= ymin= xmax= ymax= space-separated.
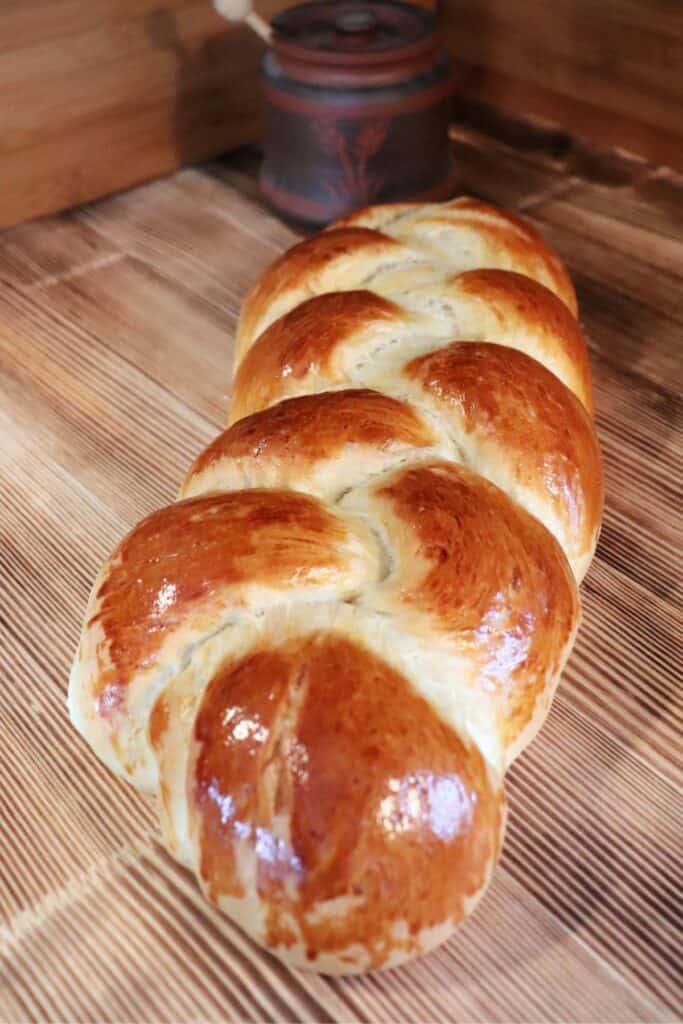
xmin=259 ymin=1 xmax=454 ymax=225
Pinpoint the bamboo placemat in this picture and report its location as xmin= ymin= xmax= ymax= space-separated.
xmin=1 ymin=130 xmax=681 ymax=1023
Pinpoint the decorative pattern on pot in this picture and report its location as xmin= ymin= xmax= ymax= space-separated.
xmin=260 ymin=1 xmax=454 ymax=225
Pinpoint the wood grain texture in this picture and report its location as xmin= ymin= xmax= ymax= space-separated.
xmin=444 ymin=0 xmax=683 ymax=170
xmin=6 ymin=0 xmax=679 ymax=230
xmin=0 ymin=130 xmax=681 ymax=1021
xmin=0 ymin=0 xmax=294 ymax=230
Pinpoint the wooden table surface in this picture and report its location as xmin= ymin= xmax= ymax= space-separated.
xmin=1 ymin=126 xmax=681 ymax=1023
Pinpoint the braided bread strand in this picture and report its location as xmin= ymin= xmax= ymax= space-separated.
xmin=69 ymin=197 xmax=602 ymax=974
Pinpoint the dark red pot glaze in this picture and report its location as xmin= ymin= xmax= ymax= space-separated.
xmin=260 ymin=1 xmax=454 ymax=226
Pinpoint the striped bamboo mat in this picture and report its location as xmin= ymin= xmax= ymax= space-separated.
xmin=1 ymin=129 xmax=681 ymax=1022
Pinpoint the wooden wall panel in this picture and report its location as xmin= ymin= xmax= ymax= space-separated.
xmin=443 ymin=0 xmax=683 ymax=169
xmin=0 ymin=0 xmax=291 ymax=229
xmin=1 ymin=0 xmax=679 ymax=229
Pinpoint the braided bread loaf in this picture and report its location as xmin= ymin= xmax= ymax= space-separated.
xmin=69 ymin=197 xmax=602 ymax=974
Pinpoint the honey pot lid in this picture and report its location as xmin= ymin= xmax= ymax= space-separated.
xmin=270 ymin=1 xmax=438 ymax=68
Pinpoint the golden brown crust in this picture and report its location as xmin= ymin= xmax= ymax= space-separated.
xmin=231 ymin=270 xmax=591 ymax=425
xmin=356 ymin=461 xmax=579 ymax=751
xmin=69 ymin=195 xmax=602 ymax=974
xmin=236 ymin=228 xmax=408 ymax=361
xmin=191 ymin=632 xmax=503 ymax=968
xmin=231 ymin=290 xmax=407 ymax=422
xmin=87 ymin=491 xmax=376 ymax=709
xmin=237 ymin=197 xmax=578 ymax=369
xmin=331 ymin=196 xmax=577 ymax=315
xmin=445 ymin=198 xmax=577 ymax=316
xmin=450 ymin=269 xmax=592 ymax=412
xmin=405 ymin=342 xmax=603 ymax=569
xmin=328 ymin=200 xmax=422 ymax=231
xmin=182 ymin=388 xmax=437 ymax=500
